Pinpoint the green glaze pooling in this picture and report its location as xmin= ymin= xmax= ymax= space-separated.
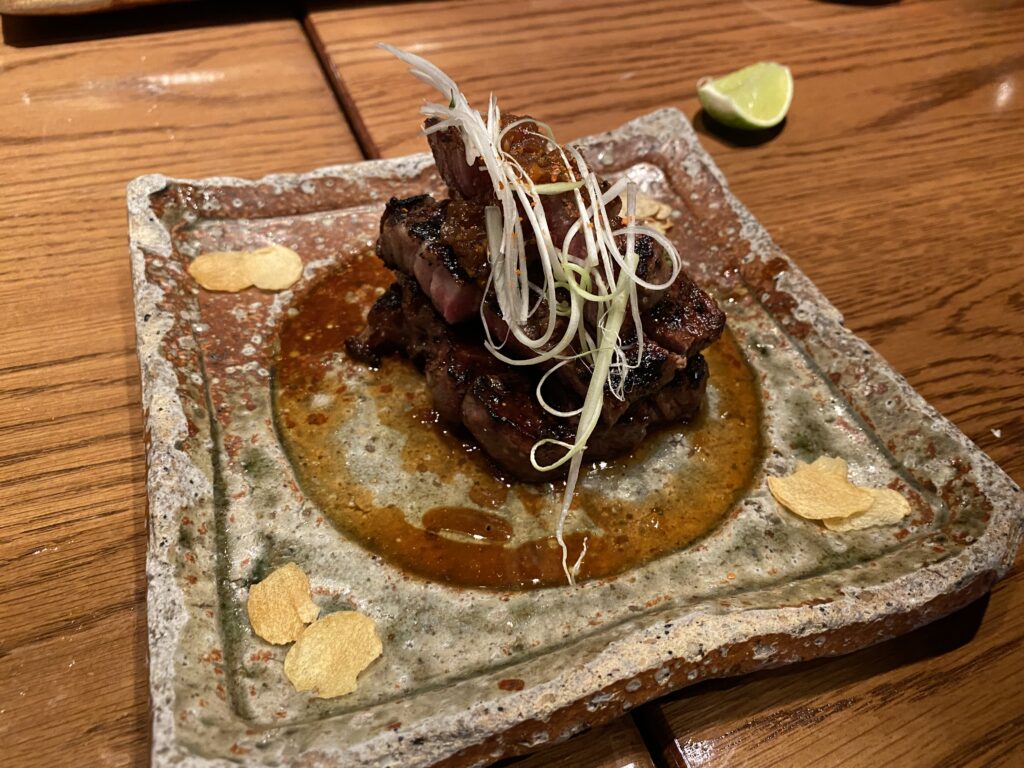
xmin=240 ymin=446 xmax=273 ymax=481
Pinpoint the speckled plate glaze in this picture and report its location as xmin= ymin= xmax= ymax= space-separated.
xmin=128 ymin=109 xmax=1022 ymax=768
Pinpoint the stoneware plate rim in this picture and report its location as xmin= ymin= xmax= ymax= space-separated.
xmin=128 ymin=108 xmax=1023 ymax=768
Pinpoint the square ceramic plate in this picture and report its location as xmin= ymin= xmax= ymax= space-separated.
xmin=128 ymin=109 xmax=1022 ymax=768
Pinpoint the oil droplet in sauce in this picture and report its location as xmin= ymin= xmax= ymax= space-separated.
xmin=274 ymin=252 xmax=764 ymax=590
xmin=422 ymin=507 xmax=514 ymax=542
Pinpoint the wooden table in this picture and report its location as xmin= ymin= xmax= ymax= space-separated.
xmin=1 ymin=1 xmax=1021 ymax=766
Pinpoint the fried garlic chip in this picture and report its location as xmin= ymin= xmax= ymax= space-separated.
xmin=767 ymin=462 xmax=874 ymax=520
xmin=247 ymin=562 xmax=320 ymax=645
xmin=619 ymin=191 xmax=674 ymax=233
xmin=284 ymin=612 xmax=382 ymax=698
xmin=187 ymin=251 xmax=251 ymax=292
xmin=187 ymin=244 xmax=302 ymax=292
xmin=769 ymin=456 xmax=912 ymax=531
xmin=824 ymin=487 xmax=912 ymax=532
xmin=809 ymin=455 xmax=848 ymax=478
xmin=244 ymin=245 xmax=304 ymax=290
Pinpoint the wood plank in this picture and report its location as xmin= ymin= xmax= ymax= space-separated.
xmin=0 ymin=0 xmax=176 ymax=15
xmin=0 ymin=17 xmax=360 ymax=767
xmin=308 ymin=0 xmax=1024 ymax=482
xmin=505 ymin=719 xmax=655 ymax=768
xmin=307 ymin=1 xmax=1024 ymax=766
xmin=638 ymin=549 xmax=1024 ymax=768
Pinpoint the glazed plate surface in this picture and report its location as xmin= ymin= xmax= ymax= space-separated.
xmin=128 ymin=109 xmax=1022 ymax=767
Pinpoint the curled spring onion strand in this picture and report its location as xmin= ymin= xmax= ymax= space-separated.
xmin=381 ymin=43 xmax=683 ymax=586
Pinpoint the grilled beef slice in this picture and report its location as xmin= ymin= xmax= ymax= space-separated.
xmin=349 ymin=276 xmax=709 ymax=480
xmin=462 ymin=356 xmax=706 ymax=481
xmin=377 ymin=195 xmax=486 ymax=324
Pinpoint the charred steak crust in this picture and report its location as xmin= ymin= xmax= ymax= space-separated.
xmin=427 ymin=114 xmax=570 ymax=205
xmin=463 ymin=374 xmax=576 ymax=482
xmin=643 ymin=272 xmax=726 ymax=358
xmin=350 ymin=275 xmax=711 ymax=481
xmin=377 ymin=195 xmax=489 ymax=324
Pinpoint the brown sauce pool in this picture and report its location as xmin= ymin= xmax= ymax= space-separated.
xmin=273 ymin=253 xmax=764 ymax=590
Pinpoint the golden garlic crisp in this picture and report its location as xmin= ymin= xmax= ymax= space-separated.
xmin=808 ymin=455 xmax=848 ymax=478
xmin=244 ymin=245 xmax=304 ymax=290
xmin=246 ymin=562 xmax=320 ymax=645
xmin=186 ymin=251 xmax=251 ymax=292
xmin=620 ymin=191 xmax=674 ymax=233
xmin=187 ymin=244 xmax=302 ymax=292
xmin=284 ymin=612 xmax=382 ymax=698
xmin=767 ymin=462 xmax=874 ymax=520
xmin=824 ymin=487 xmax=912 ymax=532
xmin=769 ymin=456 xmax=911 ymax=530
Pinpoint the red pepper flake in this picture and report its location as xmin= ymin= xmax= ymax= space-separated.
xmin=385 ymin=720 xmax=402 ymax=731
xmin=229 ymin=744 xmax=250 ymax=756
xmin=498 ymin=678 xmax=525 ymax=692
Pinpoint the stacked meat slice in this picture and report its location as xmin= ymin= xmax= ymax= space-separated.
xmin=347 ymin=115 xmax=725 ymax=481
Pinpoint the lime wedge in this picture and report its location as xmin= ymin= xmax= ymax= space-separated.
xmin=697 ymin=62 xmax=793 ymax=130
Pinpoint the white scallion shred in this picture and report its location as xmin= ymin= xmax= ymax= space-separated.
xmin=381 ymin=43 xmax=683 ymax=586
xmin=532 ymin=180 xmax=586 ymax=195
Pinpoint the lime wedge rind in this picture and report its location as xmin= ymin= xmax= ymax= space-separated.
xmin=697 ymin=62 xmax=793 ymax=130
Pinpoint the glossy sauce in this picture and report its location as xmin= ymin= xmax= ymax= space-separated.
xmin=422 ymin=507 xmax=514 ymax=543
xmin=274 ymin=253 xmax=764 ymax=589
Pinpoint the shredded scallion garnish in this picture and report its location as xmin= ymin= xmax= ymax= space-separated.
xmin=381 ymin=44 xmax=683 ymax=585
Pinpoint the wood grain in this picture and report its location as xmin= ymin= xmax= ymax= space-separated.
xmin=504 ymin=719 xmax=655 ymax=768
xmin=305 ymin=1 xmax=1024 ymax=765
xmin=0 ymin=18 xmax=359 ymax=767
xmin=639 ymin=550 xmax=1024 ymax=768
xmin=0 ymin=0 xmax=181 ymax=15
